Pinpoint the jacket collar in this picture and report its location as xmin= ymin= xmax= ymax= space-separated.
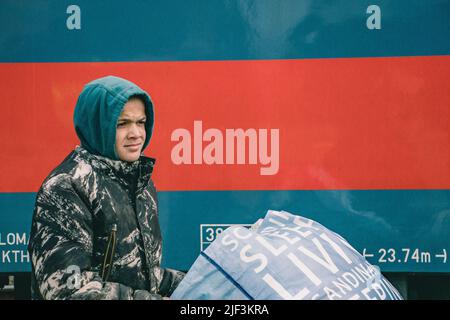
xmin=74 ymin=145 xmax=155 ymax=190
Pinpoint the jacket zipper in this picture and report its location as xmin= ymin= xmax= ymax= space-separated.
xmin=101 ymin=224 xmax=117 ymax=282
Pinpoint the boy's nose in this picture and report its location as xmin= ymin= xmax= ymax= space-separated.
xmin=127 ymin=124 xmax=141 ymax=138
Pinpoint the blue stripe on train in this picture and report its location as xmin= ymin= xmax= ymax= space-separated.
xmin=1 ymin=190 xmax=449 ymax=273
xmin=1 ymin=0 xmax=449 ymax=62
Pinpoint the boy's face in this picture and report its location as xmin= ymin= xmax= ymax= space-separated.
xmin=115 ymin=98 xmax=147 ymax=162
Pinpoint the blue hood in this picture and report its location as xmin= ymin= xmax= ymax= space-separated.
xmin=73 ymin=76 xmax=154 ymax=160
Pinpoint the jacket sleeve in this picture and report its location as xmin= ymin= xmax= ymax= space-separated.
xmin=28 ymin=174 xmax=162 ymax=300
xmin=145 ymin=178 xmax=186 ymax=298
xmin=159 ymin=268 xmax=186 ymax=297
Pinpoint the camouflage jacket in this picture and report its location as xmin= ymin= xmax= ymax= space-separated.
xmin=28 ymin=146 xmax=184 ymax=299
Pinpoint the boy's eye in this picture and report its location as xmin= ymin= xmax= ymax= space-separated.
xmin=117 ymin=122 xmax=126 ymax=127
xmin=138 ymin=120 xmax=146 ymax=125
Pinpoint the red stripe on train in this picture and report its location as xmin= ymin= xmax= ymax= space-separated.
xmin=1 ymin=56 xmax=449 ymax=192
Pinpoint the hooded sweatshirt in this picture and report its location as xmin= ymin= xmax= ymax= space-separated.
xmin=73 ymin=75 xmax=154 ymax=160
xmin=28 ymin=76 xmax=184 ymax=300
